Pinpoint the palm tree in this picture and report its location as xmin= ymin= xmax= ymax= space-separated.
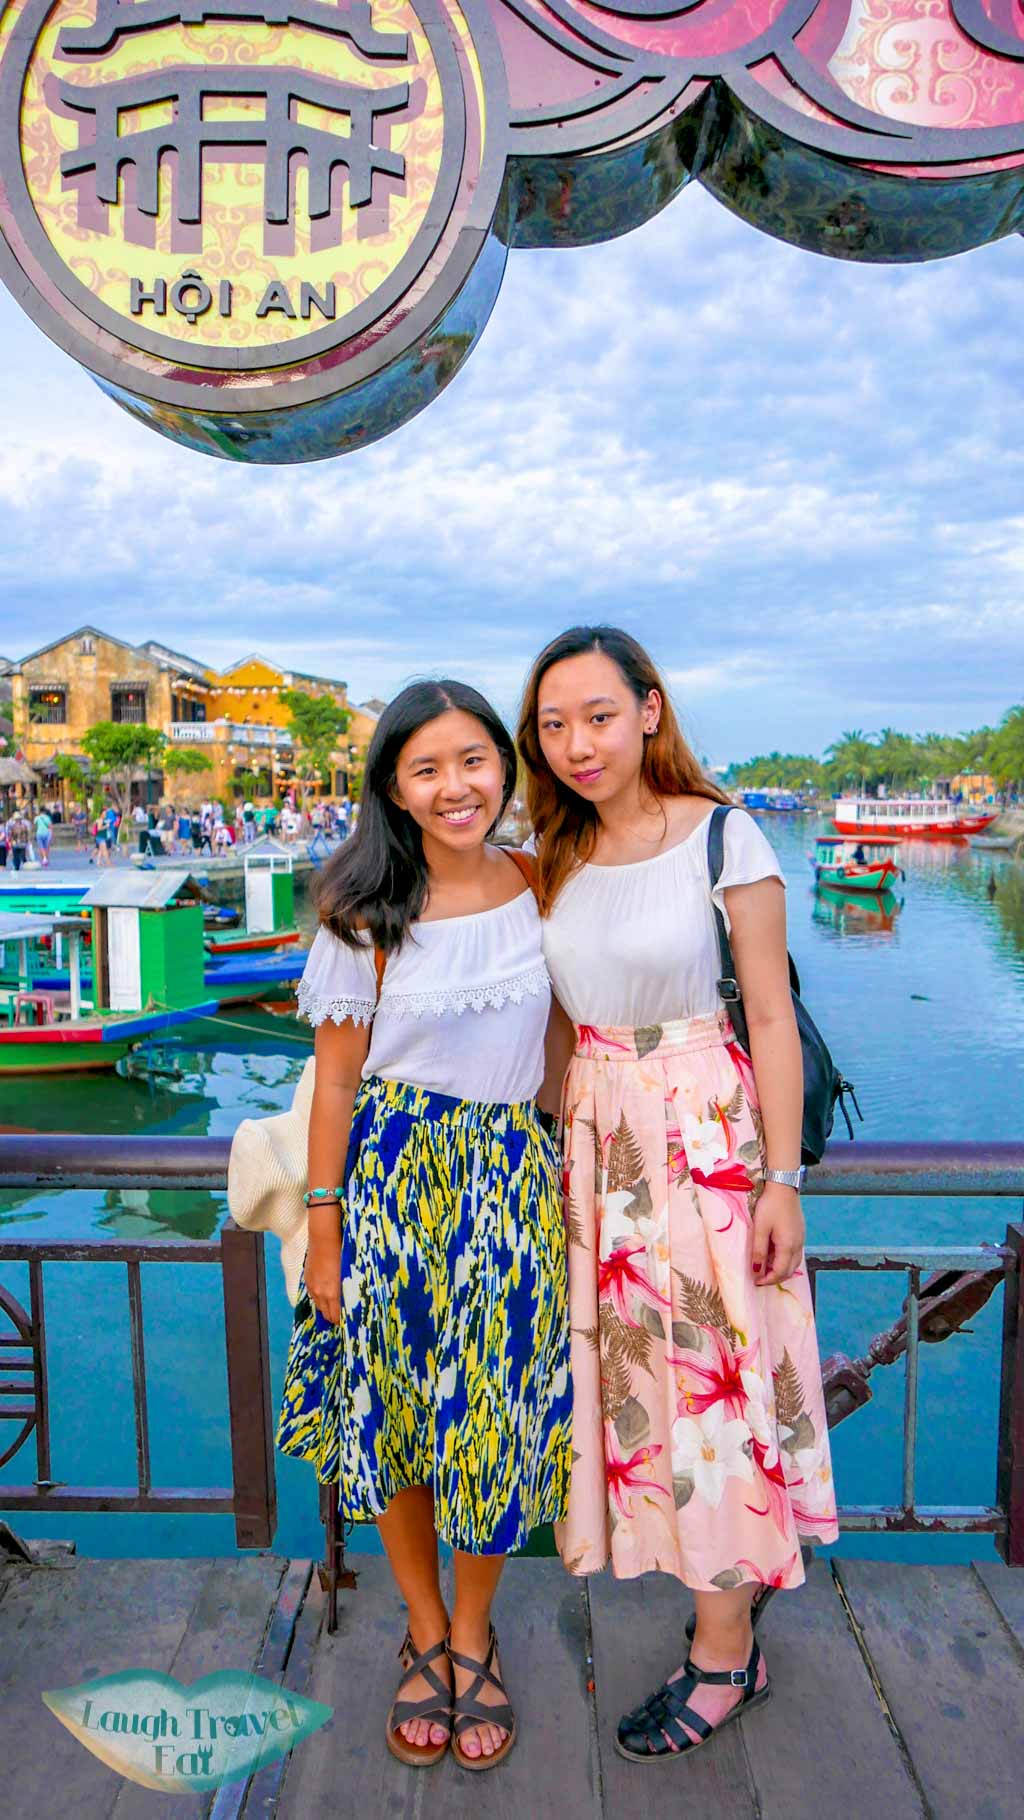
xmin=824 ymin=730 xmax=877 ymax=793
xmin=988 ymin=706 xmax=1024 ymax=792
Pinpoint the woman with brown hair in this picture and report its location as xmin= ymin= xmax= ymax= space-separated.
xmin=517 ymin=626 xmax=838 ymax=1763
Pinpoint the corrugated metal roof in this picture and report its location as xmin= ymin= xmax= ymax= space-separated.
xmin=0 ymin=910 xmax=82 ymax=939
xmin=0 ymin=911 xmax=62 ymax=940
xmin=81 ymin=871 xmax=193 ymax=909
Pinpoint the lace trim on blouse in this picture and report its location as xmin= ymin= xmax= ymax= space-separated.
xmin=296 ymin=961 xmax=549 ymax=1027
xmin=374 ymin=962 xmax=549 ymax=1021
xmin=296 ymin=978 xmax=376 ymax=1028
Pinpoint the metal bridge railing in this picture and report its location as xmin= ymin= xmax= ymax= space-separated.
xmin=0 ymin=1138 xmax=1022 ymax=1581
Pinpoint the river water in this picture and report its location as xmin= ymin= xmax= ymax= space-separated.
xmin=2 ymin=816 xmax=1023 ymax=1564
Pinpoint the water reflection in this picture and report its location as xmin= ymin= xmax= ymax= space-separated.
xmin=96 ymin=1185 xmax=224 ymax=1243
xmin=812 ymin=885 xmax=903 ymax=938
xmin=990 ymin=865 xmax=1024 ymax=959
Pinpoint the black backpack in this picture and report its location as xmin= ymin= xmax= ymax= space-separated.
xmin=707 ymin=805 xmax=861 ymax=1165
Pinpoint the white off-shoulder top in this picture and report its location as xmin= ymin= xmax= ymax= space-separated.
xmin=296 ymin=884 xmax=550 ymax=1103
xmin=530 ymin=807 xmax=785 ymax=1028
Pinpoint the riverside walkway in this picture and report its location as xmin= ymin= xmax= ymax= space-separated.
xmin=2 ymin=1547 xmax=1023 ymax=1818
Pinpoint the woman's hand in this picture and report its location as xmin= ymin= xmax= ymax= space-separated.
xmin=305 ymin=1212 xmax=342 ymax=1326
xmin=751 ymin=1183 xmax=805 ymax=1286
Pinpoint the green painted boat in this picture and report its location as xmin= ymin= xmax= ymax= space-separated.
xmin=0 ymin=1000 xmax=222 ymax=1074
xmin=810 ymin=836 xmax=904 ymax=893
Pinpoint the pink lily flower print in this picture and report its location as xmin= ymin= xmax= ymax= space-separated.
xmin=576 ymin=1025 xmax=632 ymax=1058
xmin=725 ymin=1039 xmax=758 ymax=1105
xmin=604 ymin=1431 xmax=667 ymax=1518
xmin=688 ymin=1154 xmax=755 ymax=1233
xmin=672 ymin=1327 xmax=759 ymax=1422
xmin=733 ymin=1552 xmax=799 ymax=1591
xmin=746 ymin=1436 xmax=805 ymax=1536
xmin=598 ymin=1240 xmax=671 ymax=1324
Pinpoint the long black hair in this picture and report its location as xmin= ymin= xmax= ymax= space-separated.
xmin=313 ymin=679 xmax=517 ymax=952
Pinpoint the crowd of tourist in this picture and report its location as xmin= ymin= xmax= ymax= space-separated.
xmin=0 ymin=791 xmax=357 ymax=868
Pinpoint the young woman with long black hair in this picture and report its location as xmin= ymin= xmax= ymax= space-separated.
xmin=277 ymin=680 xmax=571 ymax=1770
xmin=517 ymin=627 xmax=838 ymax=1763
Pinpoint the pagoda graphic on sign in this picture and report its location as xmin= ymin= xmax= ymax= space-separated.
xmin=2 ymin=0 xmax=1024 ymax=462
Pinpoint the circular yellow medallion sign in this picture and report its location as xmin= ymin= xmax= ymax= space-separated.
xmin=5 ymin=0 xmax=1024 ymax=459
xmin=18 ymin=0 xmax=451 ymax=361
xmin=0 ymin=0 xmax=504 ymax=456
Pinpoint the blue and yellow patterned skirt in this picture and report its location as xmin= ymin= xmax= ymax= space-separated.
xmin=276 ymin=1074 xmax=573 ymax=1555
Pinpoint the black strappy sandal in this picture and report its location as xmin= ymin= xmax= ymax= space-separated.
xmin=385 ymin=1630 xmax=452 ymax=1767
xmin=448 ymin=1624 xmax=517 ymax=1771
xmin=683 ymin=1543 xmax=815 ymax=1641
xmin=615 ymin=1636 xmax=770 ymax=1763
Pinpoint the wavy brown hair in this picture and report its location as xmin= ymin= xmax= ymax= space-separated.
xmin=516 ymin=625 xmax=730 ymax=913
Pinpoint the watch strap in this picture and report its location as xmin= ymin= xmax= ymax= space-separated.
xmin=764 ymin=1166 xmax=805 ymax=1190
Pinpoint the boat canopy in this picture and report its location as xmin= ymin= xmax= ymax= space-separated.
xmin=834 ymin=797 xmax=960 ymax=820
xmin=816 ymin=835 xmax=900 ymax=850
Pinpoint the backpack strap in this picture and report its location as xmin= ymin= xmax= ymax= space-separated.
xmin=706 ymin=805 xmax=740 ymax=1007
xmin=502 ymin=846 xmax=539 ymax=899
xmin=369 ymin=849 xmax=536 ymax=1001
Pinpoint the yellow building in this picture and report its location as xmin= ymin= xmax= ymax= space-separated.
xmin=949 ymin=771 xmax=997 ymax=804
xmin=9 ymin=626 xmax=373 ymax=807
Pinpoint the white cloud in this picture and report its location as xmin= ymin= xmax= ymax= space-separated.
xmin=1 ymin=183 xmax=1021 ymax=753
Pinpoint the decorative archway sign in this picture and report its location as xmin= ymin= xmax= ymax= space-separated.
xmin=1 ymin=0 xmax=1022 ymax=462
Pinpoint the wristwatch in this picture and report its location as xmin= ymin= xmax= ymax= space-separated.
xmin=764 ymin=1166 xmax=806 ymax=1191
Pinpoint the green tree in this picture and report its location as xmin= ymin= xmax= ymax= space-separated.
xmin=54 ymin=753 xmax=90 ymax=804
xmin=163 ymin=746 xmax=214 ymax=787
xmin=987 ymin=705 xmax=1024 ymax=791
xmin=874 ymin=728 xmax=920 ymax=790
xmin=233 ymin=765 xmax=267 ymax=799
xmin=281 ymin=689 xmax=350 ymax=794
xmin=79 ymin=722 xmax=167 ymax=835
xmin=824 ymin=730 xmax=878 ymax=792
xmin=728 ymin=752 xmax=824 ymax=791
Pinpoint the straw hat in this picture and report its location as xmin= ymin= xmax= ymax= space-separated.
xmin=227 ymin=1057 xmax=316 ymax=1305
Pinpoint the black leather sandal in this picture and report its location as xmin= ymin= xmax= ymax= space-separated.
xmin=615 ymin=1637 xmax=770 ymax=1763
xmin=385 ymin=1630 xmax=452 ymax=1767
xmin=449 ymin=1625 xmax=517 ymax=1771
xmin=683 ymin=1543 xmax=814 ymax=1641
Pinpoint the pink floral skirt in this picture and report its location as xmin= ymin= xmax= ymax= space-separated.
xmin=554 ymin=1012 xmax=839 ymax=1592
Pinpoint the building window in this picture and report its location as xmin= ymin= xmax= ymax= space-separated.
xmin=172 ymin=692 xmax=207 ymax=723
xmin=28 ymin=687 xmax=67 ymax=724
xmin=80 ymin=636 xmax=94 ymax=655
xmin=111 ymin=686 xmax=147 ymax=724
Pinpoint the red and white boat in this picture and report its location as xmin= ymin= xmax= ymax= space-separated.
xmin=832 ymin=797 xmax=999 ymax=839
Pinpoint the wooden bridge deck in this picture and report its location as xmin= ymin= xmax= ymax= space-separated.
xmin=2 ymin=1551 xmax=1023 ymax=1819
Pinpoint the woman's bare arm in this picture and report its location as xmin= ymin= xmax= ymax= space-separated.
xmin=538 ymin=994 xmax=574 ymax=1121
xmin=304 ymin=1014 xmax=372 ymax=1325
xmin=726 ymin=877 xmax=805 ymax=1287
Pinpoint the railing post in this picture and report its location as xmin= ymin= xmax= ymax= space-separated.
xmin=996 ymin=1222 xmax=1024 ymax=1567
xmin=221 ymin=1220 xmax=277 ymax=1549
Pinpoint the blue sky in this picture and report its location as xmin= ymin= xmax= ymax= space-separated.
xmin=1 ymin=181 xmax=1020 ymax=768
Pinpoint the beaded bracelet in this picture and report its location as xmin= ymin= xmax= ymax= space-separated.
xmin=303 ymin=1186 xmax=345 ymax=1207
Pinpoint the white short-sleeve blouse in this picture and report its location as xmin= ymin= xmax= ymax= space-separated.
xmin=295 ymin=885 xmax=550 ymax=1103
xmin=532 ymin=807 xmax=785 ymax=1028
